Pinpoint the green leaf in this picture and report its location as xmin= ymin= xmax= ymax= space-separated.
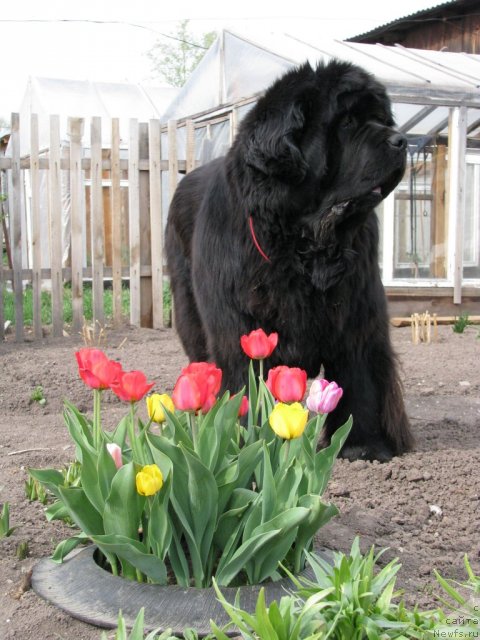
xmin=215 ymin=528 xmax=280 ymax=586
xmin=27 ymin=468 xmax=65 ymax=498
xmin=216 ymin=440 xmax=263 ymax=514
xmin=146 ymin=473 xmax=172 ymax=558
xmin=90 ymin=533 xmax=168 ymax=584
xmin=51 ymin=533 xmax=89 ymax=562
xmin=103 ymin=462 xmax=145 ymax=540
xmin=293 ymin=495 xmax=338 ymax=572
xmin=312 ymin=417 xmax=352 ymax=495
xmin=45 ymin=500 xmax=71 ymax=522
xmin=261 ymin=442 xmax=276 ymax=523
xmin=57 ymin=486 xmax=104 ymax=534
xmin=180 ymin=444 xmax=219 ymax=569
xmin=248 ymin=507 xmax=310 ymax=583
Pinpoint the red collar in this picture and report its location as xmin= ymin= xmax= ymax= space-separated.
xmin=248 ymin=216 xmax=271 ymax=263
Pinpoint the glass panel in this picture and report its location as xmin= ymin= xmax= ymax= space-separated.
xmin=463 ymin=161 xmax=480 ymax=278
xmin=392 ymin=143 xmax=448 ymax=280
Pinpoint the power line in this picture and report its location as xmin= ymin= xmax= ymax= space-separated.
xmin=0 ymin=18 xmax=211 ymax=49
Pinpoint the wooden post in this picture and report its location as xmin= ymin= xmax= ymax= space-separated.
xmin=10 ymin=113 xmax=24 ymax=341
xmin=49 ymin=115 xmax=64 ymax=338
xmin=447 ymin=106 xmax=467 ymax=305
xmin=186 ymin=120 xmax=196 ymax=174
xmin=149 ymin=119 xmax=164 ymax=329
xmin=110 ymin=118 xmax=123 ymax=327
xmin=68 ymin=117 xmax=85 ymax=333
xmin=90 ymin=117 xmax=105 ymax=332
xmin=128 ymin=119 xmax=141 ymax=327
xmin=430 ymin=145 xmax=447 ymax=278
xmin=139 ymin=123 xmax=152 ymax=328
xmin=30 ymin=114 xmax=42 ymax=340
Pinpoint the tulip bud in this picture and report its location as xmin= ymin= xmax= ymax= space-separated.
xmin=147 ymin=393 xmax=175 ymax=423
xmin=266 ymin=366 xmax=307 ymax=403
xmin=135 ymin=464 xmax=163 ymax=496
xmin=306 ymin=379 xmax=343 ymax=414
xmin=106 ymin=443 xmax=123 ymax=469
xmin=269 ymin=402 xmax=308 ymax=440
xmin=240 ymin=329 xmax=278 ymax=359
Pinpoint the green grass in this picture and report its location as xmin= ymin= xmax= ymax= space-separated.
xmin=2 ymin=281 xmax=172 ymax=328
xmin=2 ymin=283 xmax=130 ymax=326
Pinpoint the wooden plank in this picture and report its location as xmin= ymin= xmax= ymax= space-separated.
xmin=168 ymin=120 xmax=178 ymax=201
xmin=48 ymin=115 xmax=64 ymax=337
xmin=30 ymin=114 xmax=43 ymax=339
xmin=68 ymin=117 xmax=85 ymax=333
xmin=139 ymin=123 xmax=152 ymax=327
xmin=391 ymin=315 xmax=480 ymax=327
xmin=128 ymin=119 xmax=141 ymax=327
xmin=90 ymin=117 xmax=105 ymax=331
xmin=185 ymin=120 xmax=196 ymax=174
xmin=10 ymin=113 xmax=24 ymax=341
xmin=110 ymin=118 xmax=123 ymax=327
xmin=446 ymin=106 xmax=468 ymax=304
xmin=430 ymin=144 xmax=447 ymax=278
xmin=149 ymin=119 xmax=164 ymax=329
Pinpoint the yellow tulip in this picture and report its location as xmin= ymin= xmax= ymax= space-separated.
xmin=135 ymin=464 xmax=163 ymax=496
xmin=269 ymin=402 xmax=308 ymax=440
xmin=146 ymin=393 xmax=175 ymax=424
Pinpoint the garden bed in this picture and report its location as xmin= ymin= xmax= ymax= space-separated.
xmin=0 ymin=323 xmax=479 ymax=639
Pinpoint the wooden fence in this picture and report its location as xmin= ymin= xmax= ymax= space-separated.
xmin=0 ymin=113 xmax=209 ymax=342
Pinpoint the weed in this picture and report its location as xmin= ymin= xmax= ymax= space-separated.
xmin=0 ymin=502 xmax=16 ymax=538
xmin=452 ymin=312 xmax=471 ymax=333
xmin=30 ymin=385 xmax=46 ymax=406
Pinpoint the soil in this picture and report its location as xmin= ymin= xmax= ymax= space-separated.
xmin=0 ymin=322 xmax=479 ymax=640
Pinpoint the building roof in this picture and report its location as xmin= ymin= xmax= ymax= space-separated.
xmin=347 ymin=0 xmax=480 ymax=43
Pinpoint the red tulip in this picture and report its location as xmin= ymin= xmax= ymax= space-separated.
xmin=172 ymin=362 xmax=222 ymax=413
xmin=75 ymin=348 xmax=122 ymax=390
xmin=172 ymin=374 xmax=203 ymax=412
xmin=266 ymin=366 xmax=307 ymax=403
xmin=238 ymin=395 xmax=249 ymax=417
xmin=111 ymin=370 xmax=154 ymax=402
xmin=240 ymin=329 xmax=278 ymax=359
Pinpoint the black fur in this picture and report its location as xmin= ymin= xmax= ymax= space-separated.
xmin=166 ymin=60 xmax=414 ymax=461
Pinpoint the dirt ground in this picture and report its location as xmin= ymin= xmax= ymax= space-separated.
xmin=0 ymin=322 xmax=479 ymax=639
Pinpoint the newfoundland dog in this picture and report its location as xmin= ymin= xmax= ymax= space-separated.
xmin=166 ymin=60 xmax=414 ymax=461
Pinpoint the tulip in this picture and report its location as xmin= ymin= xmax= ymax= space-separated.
xmin=237 ymin=395 xmax=249 ymax=418
xmin=240 ymin=329 xmax=278 ymax=360
xmin=106 ymin=442 xmax=123 ymax=469
xmin=269 ymin=402 xmax=308 ymax=440
xmin=266 ymin=366 xmax=307 ymax=403
xmin=111 ymin=370 xmax=155 ymax=403
xmin=75 ymin=348 xmax=122 ymax=390
xmin=306 ymin=379 xmax=343 ymax=414
xmin=135 ymin=464 xmax=163 ymax=496
xmin=172 ymin=362 xmax=222 ymax=413
xmin=146 ymin=393 xmax=175 ymax=424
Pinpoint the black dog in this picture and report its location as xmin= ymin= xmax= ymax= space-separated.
xmin=166 ymin=60 xmax=414 ymax=461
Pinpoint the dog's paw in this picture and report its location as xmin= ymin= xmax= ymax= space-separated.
xmin=339 ymin=443 xmax=394 ymax=463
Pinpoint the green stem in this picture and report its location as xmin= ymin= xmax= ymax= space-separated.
xmin=188 ymin=412 xmax=198 ymax=451
xmin=128 ymin=402 xmax=141 ymax=463
xmin=284 ymin=438 xmax=291 ymax=465
xmin=93 ymin=389 xmax=102 ymax=451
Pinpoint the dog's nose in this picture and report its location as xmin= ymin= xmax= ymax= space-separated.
xmin=387 ymin=133 xmax=407 ymax=150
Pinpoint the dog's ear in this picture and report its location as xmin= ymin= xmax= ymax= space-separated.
xmin=244 ymin=101 xmax=308 ymax=184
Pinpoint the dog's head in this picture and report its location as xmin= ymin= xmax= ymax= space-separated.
xmin=236 ymin=60 xmax=406 ymax=217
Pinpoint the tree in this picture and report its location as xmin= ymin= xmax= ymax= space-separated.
xmin=147 ymin=20 xmax=216 ymax=87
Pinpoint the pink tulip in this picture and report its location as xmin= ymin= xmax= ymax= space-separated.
xmin=106 ymin=443 xmax=123 ymax=469
xmin=306 ymin=379 xmax=343 ymax=414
